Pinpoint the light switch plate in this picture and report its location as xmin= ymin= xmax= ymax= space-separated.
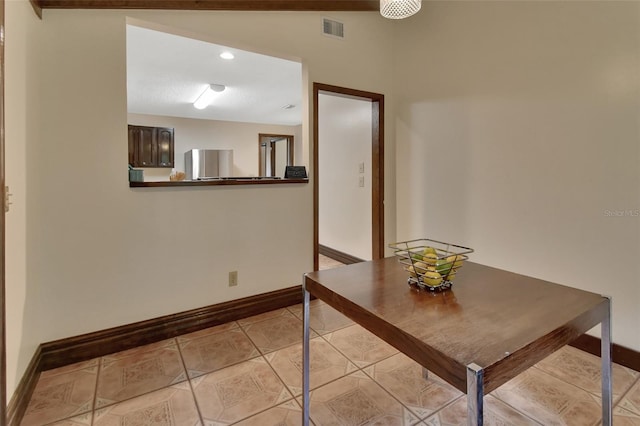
xmin=4 ymin=186 xmax=11 ymax=213
xmin=229 ymin=271 xmax=238 ymax=287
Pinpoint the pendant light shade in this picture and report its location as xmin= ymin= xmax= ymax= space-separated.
xmin=380 ymin=0 xmax=422 ymax=19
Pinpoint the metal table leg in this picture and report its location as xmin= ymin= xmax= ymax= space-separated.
xmin=601 ymin=296 xmax=612 ymax=426
xmin=302 ymin=280 xmax=311 ymax=426
xmin=467 ymin=363 xmax=484 ymax=426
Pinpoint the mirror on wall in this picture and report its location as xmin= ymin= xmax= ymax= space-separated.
xmin=259 ymin=134 xmax=294 ymax=178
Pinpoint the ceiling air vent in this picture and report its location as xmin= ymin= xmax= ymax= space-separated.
xmin=322 ymin=18 xmax=345 ymax=39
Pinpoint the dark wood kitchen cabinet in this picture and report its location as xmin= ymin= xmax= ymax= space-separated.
xmin=128 ymin=125 xmax=174 ymax=168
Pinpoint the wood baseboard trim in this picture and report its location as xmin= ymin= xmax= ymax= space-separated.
xmin=7 ymin=346 xmax=43 ymax=426
xmin=8 ymin=285 xmax=303 ymax=425
xmin=569 ymin=334 xmax=640 ymax=372
xmin=39 ymin=285 xmax=303 ymax=371
xmin=319 ymin=244 xmax=363 ymax=265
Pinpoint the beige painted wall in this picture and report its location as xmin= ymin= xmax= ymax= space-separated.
xmin=394 ymin=2 xmax=640 ymax=349
xmin=5 ymin=7 xmax=396 ymax=396
xmin=5 ymin=0 xmax=41 ymax=399
xmin=8 ymin=0 xmax=638 ymax=403
xmin=128 ymin=113 xmax=301 ymax=180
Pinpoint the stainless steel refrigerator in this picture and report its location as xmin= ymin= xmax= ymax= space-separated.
xmin=184 ymin=149 xmax=234 ymax=180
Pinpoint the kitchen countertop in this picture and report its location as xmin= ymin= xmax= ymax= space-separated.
xmin=129 ymin=178 xmax=309 ymax=187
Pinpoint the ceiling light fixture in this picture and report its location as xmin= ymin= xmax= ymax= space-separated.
xmin=220 ymin=52 xmax=234 ymax=60
xmin=193 ymin=84 xmax=226 ymax=110
xmin=380 ymin=0 xmax=421 ymax=19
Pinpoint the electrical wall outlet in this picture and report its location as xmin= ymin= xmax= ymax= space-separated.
xmin=359 ymin=176 xmax=365 ymax=187
xmin=229 ymin=271 xmax=238 ymax=287
xmin=359 ymin=162 xmax=365 ymax=173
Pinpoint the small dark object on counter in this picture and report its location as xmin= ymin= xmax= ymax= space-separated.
xmin=284 ymin=166 xmax=307 ymax=178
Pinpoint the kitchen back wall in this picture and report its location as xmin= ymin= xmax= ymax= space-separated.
xmin=128 ymin=113 xmax=303 ymax=180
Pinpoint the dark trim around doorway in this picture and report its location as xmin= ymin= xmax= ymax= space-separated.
xmin=1 ymin=0 xmax=7 ymax=423
xmin=312 ymin=83 xmax=384 ymax=271
xmin=258 ymin=133 xmax=294 ymax=177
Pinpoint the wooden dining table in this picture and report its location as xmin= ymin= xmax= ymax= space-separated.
xmin=301 ymin=257 xmax=612 ymax=426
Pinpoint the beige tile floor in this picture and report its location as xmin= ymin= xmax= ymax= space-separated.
xmin=19 ymin=256 xmax=640 ymax=425
xmin=20 ymin=299 xmax=640 ymax=426
xmin=319 ymin=254 xmax=345 ymax=271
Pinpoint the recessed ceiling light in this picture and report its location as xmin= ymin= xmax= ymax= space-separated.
xmin=220 ymin=52 xmax=234 ymax=60
xmin=282 ymin=104 xmax=295 ymax=109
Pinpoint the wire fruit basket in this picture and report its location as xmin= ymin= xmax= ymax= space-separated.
xmin=389 ymin=238 xmax=474 ymax=292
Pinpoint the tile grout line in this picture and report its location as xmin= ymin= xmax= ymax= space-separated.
xmin=485 ymin=392 xmax=545 ymax=426
xmin=236 ymin=307 xmax=292 ymax=329
xmin=226 ymin=353 xmax=297 ymax=425
xmin=491 ymin=366 xmax=601 ymax=426
xmin=282 ymin=326 xmax=415 ymax=422
xmin=316 ymin=326 xmax=400 ymax=372
xmin=419 ymin=394 xmax=465 ymax=425
xmin=174 ymin=336 xmax=206 ymax=426
xmin=90 ymin=357 xmax=102 ymax=425
xmin=532 ymin=347 xmax=640 ymax=406
xmin=357 ymin=358 xmax=439 ymax=424
xmin=357 ymin=360 xmax=546 ymax=426
xmin=614 ymin=373 xmax=640 ymax=417
xmin=180 ymin=321 xmax=265 ymax=376
xmin=190 ymin=319 xmax=297 ymax=425
xmin=31 ymin=360 xmax=102 ymax=426
xmin=84 ymin=339 xmax=194 ymax=419
xmin=239 ymin=312 xmax=382 ymax=421
xmin=180 ymin=321 xmax=297 ymax=424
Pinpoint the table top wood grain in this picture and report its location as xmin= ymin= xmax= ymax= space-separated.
xmin=304 ymin=257 xmax=608 ymax=393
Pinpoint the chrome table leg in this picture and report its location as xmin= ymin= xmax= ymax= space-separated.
xmin=302 ymin=280 xmax=311 ymax=426
xmin=601 ymin=296 xmax=612 ymax=426
xmin=467 ymin=363 xmax=484 ymax=426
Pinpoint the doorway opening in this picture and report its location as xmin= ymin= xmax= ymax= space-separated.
xmin=258 ymin=134 xmax=294 ymax=177
xmin=313 ymin=83 xmax=384 ymax=271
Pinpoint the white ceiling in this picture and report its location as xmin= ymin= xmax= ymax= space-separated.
xmin=126 ymin=25 xmax=303 ymax=126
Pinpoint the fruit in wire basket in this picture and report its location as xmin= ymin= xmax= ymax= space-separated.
xmin=422 ymin=252 xmax=438 ymax=266
xmin=392 ymin=239 xmax=472 ymax=287
xmin=435 ymin=259 xmax=453 ymax=276
xmin=413 ymin=261 xmax=429 ymax=272
xmin=423 ymin=246 xmax=437 ymax=256
xmin=446 ymin=254 xmax=464 ymax=268
xmin=405 ymin=265 xmax=418 ymax=278
xmin=423 ymin=270 xmax=443 ymax=287
xmin=406 ymin=262 xmax=428 ymax=277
